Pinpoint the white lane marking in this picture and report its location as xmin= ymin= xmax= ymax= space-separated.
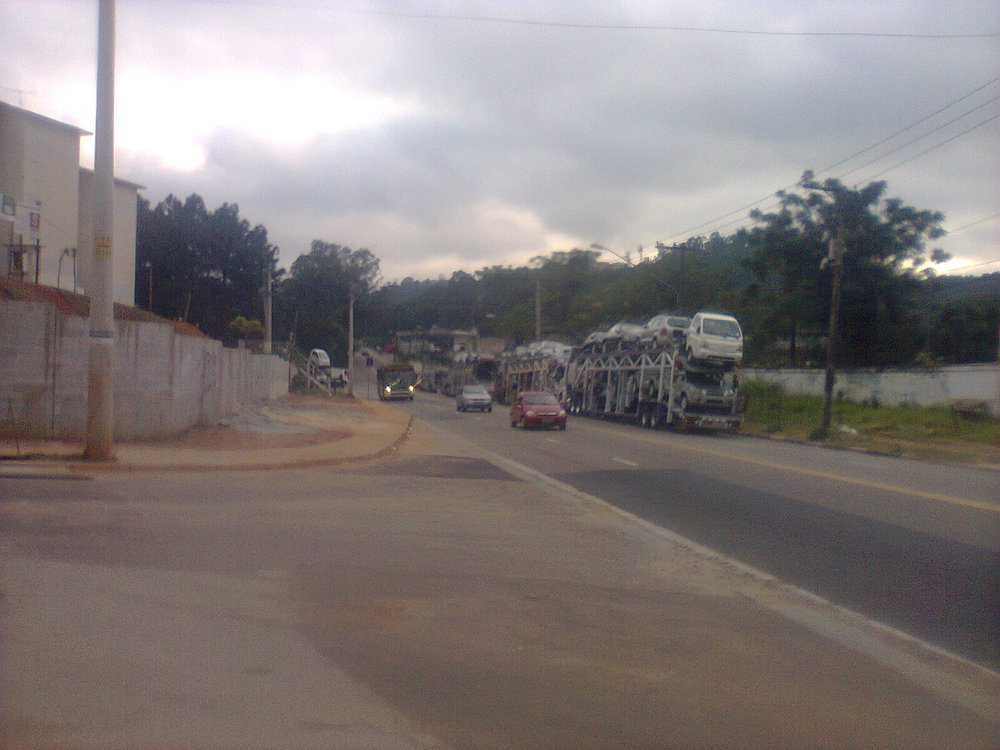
xmin=612 ymin=457 xmax=639 ymax=467
xmin=477 ymin=446 xmax=1000 ymax=719
xmin=410 ymin=414 xmax=1000 ymax=716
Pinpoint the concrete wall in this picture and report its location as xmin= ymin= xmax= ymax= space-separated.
xmin=743 ymin=364 xmax=1000 ymax=416
xmin=0 ymin=299 xmax=288 ymax=441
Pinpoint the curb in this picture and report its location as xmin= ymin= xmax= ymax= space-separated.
xmin=0 ymin=408 xmax=415 ymax=474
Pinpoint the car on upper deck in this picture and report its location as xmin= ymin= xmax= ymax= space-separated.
xmin=638 ymin=313 xmax=690 ymax=349
xmin=684 ymin=312 xmax=743 ymax=364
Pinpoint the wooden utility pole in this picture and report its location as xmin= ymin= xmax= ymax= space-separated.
xmin=85 ymin=0 xmax=116 ymax=460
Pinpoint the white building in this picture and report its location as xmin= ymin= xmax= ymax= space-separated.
xmin=0 ymin=101 xmax=140 ymax=305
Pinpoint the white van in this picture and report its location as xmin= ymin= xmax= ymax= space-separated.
xmin=684 ymin=312 xmax=743 ymax=364
xmin=308 ymin=348 xmax=331 ymax=368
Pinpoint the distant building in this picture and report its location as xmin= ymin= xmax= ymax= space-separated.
xmin=393 ymin=326 xmax=511 ymax=356
xmin=0 ymin=101 xmax=140 ymax=305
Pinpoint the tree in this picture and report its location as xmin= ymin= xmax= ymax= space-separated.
xmin=135 ymin=194 xmax=278 ymax=344
xmin=228 ymin=315 xmax=265 ymax=350
xmin=747 ymin=173 xmax=948 ymax=367
xmin=274 ymin=241 xmax=381 ymax=363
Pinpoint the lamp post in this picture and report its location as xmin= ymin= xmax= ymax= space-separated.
xmin=590 ymin=243 xmax=633 ymax=266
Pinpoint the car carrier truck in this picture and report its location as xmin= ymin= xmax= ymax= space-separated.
xmin=565 ymin=338 xmax=743 ymax=431
xmin=494 ymin=344 xmax=571 ymax=404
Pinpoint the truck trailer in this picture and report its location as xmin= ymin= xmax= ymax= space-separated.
xmin=565 ymin=340 xmax=743 ymax=432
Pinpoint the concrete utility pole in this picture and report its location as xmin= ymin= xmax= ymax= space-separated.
xmin=263 ymin=256 xmax=273 ymax=354
xmin=534 ymin=276 xmax=542 ymax=340
xmin=819 ymin=232 xmax=845 ymax=439
xmin=347 ymin=283 xmax=356 ymax=396
xmin=85 ymin=0 xmax=116 ymax=460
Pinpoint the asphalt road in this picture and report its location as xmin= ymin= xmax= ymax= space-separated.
xmin=4 ymin=394 xmax=999 ymax=747
xmin=399 ymin=390 xmax=1000 ymax=669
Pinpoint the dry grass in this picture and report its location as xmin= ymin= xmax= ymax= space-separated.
xmin=742 ymin=381 xmax=1000 ymax=467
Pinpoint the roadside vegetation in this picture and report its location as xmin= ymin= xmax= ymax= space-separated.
xmin=741 ymin=380 xmax=1000 ymax=466
xmin=135 ymin=175 xmax=999 ymax=372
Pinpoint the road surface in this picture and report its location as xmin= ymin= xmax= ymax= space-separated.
xmin=400 ymin=390 xmax=1000 ymax=669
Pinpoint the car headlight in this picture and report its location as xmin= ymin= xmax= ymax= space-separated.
xmin=408 ymin=385 xmax=414 ymax=391
xmin=526 ymin=410 xmax=536 ymax=417
xmin=558 ymin=410 xmax=566 ymax=416
xmin=384 ymin=386 xmax=392 ymax=393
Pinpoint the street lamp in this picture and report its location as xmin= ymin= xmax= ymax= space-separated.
xmin=590 ymin=243 xmax=633 ymax=266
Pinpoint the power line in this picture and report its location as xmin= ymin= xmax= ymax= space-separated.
xmin=660 ymin=79 xmax=1000 ymax=244
xmin=946 ymin=213 xmax=1000 ymax=234
xmin=941 ymin=258 xmax=1000 ymax=272
xmin=857 ymin=110 xmax=1000 ymax=184
xmin=841 ymin=96 xmax=1000 ymax=181
xmin=818 ymin=77 xmax=999 ymax=174
xmin=353 ymin=8 xmax=1000 ymax=39
xmin=211 ymin=1 xmax=1000 ymax=38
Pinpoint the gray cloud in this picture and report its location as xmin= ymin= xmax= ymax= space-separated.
xmin=4 ymin=0 xmax=995 ymax=280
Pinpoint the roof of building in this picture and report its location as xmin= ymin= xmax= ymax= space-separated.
xmin=0 ymin=100 xmax=92 ymax=136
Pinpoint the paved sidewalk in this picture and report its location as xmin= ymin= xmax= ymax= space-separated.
xmin=0 ymin=394 xmax=410 ymax=473
xmin=1 ymin=394 xmax=441 ymax=749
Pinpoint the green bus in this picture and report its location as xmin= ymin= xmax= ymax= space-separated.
xmin=376 ymin=363 xmax=417 ymax=400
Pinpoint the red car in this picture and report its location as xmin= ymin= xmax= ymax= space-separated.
xmin=510 ymin=391 xmax=567 ymax=430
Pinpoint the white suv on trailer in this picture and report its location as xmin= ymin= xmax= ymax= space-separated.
xmin=684 ymin=312 xmax=743 ymax=364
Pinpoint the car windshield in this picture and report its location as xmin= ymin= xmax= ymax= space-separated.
xmin=524 ymin=393 xmax=559 ymax=405
xmin=383 ymin=368 xmax=417 ymax=386
xmin=463 ymin=387 xmax=488 ymax=396
xmin=703 ymin=318 xmax=741 ymax=338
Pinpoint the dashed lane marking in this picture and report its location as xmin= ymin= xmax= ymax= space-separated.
xmin=575 ymin=421 xmax=999 ymax=513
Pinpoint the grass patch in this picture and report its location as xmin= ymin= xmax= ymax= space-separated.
xmin=740 ymin=380 xmax=1000 ymax=465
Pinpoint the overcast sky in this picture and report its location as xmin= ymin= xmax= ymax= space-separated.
xmin=2 ymin=0 xmax=998 ymax=282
